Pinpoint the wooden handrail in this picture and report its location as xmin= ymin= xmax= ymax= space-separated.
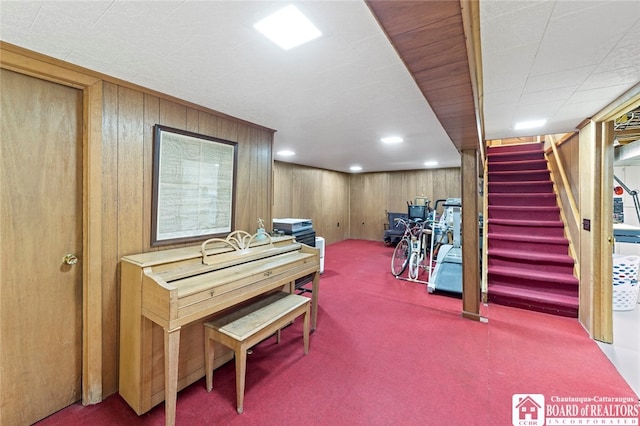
xmin=548 ymin=135 xmax=581 ymax=227
xmin=546 ymin=135 xmax=580 ymax=279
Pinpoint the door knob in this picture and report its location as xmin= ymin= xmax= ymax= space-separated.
xmin=62 ymin=254 xmax=78 ymax=265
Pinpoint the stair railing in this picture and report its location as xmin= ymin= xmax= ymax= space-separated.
xmin=546 ymin=134 xmax=581 ymax=279
xmin=481 ymin=150 xmax=489 ymax=302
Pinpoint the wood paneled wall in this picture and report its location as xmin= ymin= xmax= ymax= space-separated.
xmin=2 ymin=43 xmax=461 ymax=404
xmin=273 ymin=161 xmax=349 ymax=245
xmin=555 ymin=134 xmax=581 ymax=208
xmin=100 ymin=85 xmax=274 ymax=394
xmin=487 ymin=136 xmax=539 ymax=147
xmin=349 ymin=168 xmax=461 ymax=241
xmin=273 ymin=162 xmax=461 ymax=244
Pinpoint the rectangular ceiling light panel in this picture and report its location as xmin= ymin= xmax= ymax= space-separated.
xmin=514 ymin=119 xmax=546 ymax=130
xmin=254 ymin=5 xmax=322 ymax=50
xmin=381 ymin=136 xmax=403 ymax=144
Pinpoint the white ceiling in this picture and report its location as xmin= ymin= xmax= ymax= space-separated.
xmin=481 ymin=0 xmax=640 ymax=140
xmin=1 ymin=1 xmax=639 ymax=173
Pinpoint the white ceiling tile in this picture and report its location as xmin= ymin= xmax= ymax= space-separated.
xmin=550 ymin=0 xmax=640 ymax=33
xmin=549 ymin=0 xmax=609 ymax=19
xmin=484 ymin=71 xmax=528 ymax=94
xmin=480 ymin=1 xmax=552 ymax=54
xmin=520 ymin=86 xmax=578 ymax=104
xmin=567 ymin=84 xmax=633 ymax=105
xmin=580 ymin=67 xmax=640 ymax=91
xmin=524 ymin=66 xmax=594 ymax=93
xmin=552 ymin=106 xmax=603 ymax=128
xmin=480 ymin=0 xmax=552 ymax=22
xmin=0 ymin=1 xmax=41 ymax=36
xmin=597 ymin=28 xmax=640 ymax=73
xmin=90 ymin=1 xmax=180 ymax=38
xmin=484 ymin=89 xmax=522 ymax=108
xmin=539 ymin=117 xmax=582 ymax=134
xmin=41 ymin=1 xmax=113 ymax=26
xmin=529 ymin=35 xmax=614 ymax=76
xmin=484 ymin=102 xmax=518 ymax=124
xmin=485 ymin=127 xmax=512 ymax=140
xmin=515 ymin=100 xmax=565 ymax=120
xmin=528 ymin=3 xmax=637 ymax=76
xmin=482 ymin=43 xmax=538 ymax=75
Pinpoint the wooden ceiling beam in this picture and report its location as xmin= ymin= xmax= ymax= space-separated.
xmin=366 ymin=0 xmax=481 ymax=152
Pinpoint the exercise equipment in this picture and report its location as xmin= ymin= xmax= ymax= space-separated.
xmin=383 ymin=197 xmax=431 ymax=246
xmin=428 ymin=198 xmax=462 ymax=294
xmin=614 ymin=175 xmax=640 ymax=224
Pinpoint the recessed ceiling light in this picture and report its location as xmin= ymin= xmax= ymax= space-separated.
xmin=350 ymin=165 xmax=362 ymax=172
xmin=424 ymin=161 xmax=438 ymax=167
xmin=254 ymin=5 xmax=321 ymax=50
xmin=514 ymin=119 xmax=546 ymax=130
xmin=381 ymin=136 xmax=403 ymax=144
xmin=277 ymin=150 xmax=295 ymax=156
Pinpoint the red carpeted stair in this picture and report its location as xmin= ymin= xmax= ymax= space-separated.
xmin=486 ymin=142 xmax=579 ymax=317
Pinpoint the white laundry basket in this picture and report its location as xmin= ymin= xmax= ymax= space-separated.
xmin=612 ymin=254 xmax=640 ymax=311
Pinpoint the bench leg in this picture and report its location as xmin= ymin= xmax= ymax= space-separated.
xmin=205 ymin=332 xmax=215 ymax=392
xmin=303 ymin=305 xmax=310 ymax=355
xmin=311 ymin=271 xmax=319 ymax=331
xmin=235 ymin=346 xmax=247 ymax=414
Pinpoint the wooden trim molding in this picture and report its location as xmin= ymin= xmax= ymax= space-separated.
xmin=576 ymin=117 xmax=593 ymax=131
xmin=592 ymin=81 xmax=640 ymax=122
xmin=1 ymin=43 xmax=103 ymax=404
xmin=597 ymin=121 xmax=614 ymax=343
xmin=591 ymin=91 xmax=640 ymax=343
xmin=591 ymin=122 xmax=606 ymax=342
xmin=83 ymin=81 xmax=104 ymax=403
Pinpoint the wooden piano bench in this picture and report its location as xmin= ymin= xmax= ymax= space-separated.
xmin=204 ymin=291 xmax=310 ymax=414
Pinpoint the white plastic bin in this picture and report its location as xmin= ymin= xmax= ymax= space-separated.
xmin=315 ymin=237 xmax=325 ymax=274
xmin=612 ymin=254 xmax=640 ymax=311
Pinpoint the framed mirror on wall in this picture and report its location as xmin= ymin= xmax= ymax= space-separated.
xmin=151 ymin=125 xmax=237 ymax=246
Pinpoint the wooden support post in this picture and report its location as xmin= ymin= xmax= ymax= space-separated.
xmin=461 ymin=149 xmax=481 ymax=321
xmin=595 ymin=121 xmax=614 ymax=343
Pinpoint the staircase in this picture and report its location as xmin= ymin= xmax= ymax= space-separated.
xmin=486 ymin=142 xmax=579 ymax=317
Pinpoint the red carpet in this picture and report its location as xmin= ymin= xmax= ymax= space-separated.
xmin=486 ymin=143 xmax=579 ymax=317
xmin=37 ymin=240 xmax=636 ymax=425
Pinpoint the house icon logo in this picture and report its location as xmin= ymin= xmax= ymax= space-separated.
xmin=512 ymin=394 xmax=545 ymax=426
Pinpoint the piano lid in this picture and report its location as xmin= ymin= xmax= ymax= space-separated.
xmin=122 ymin=233 xmax=297 ymax=267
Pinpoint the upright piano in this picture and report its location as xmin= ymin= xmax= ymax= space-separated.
xmin=119 ymin=232 xmax=320 ymax=426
